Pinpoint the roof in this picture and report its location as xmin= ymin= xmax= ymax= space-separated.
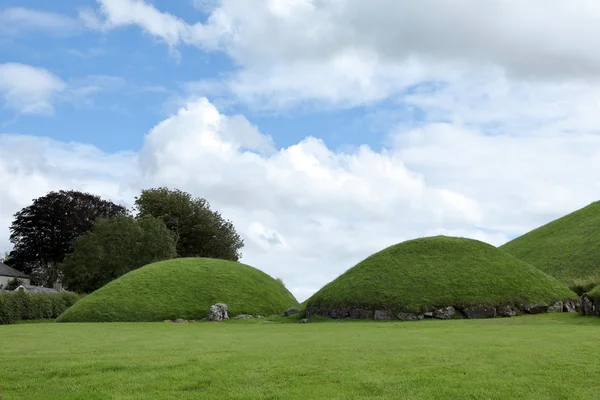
xmin=16 ymin=285 xmax=59 ymax=294
xmin=0 ymin=262 xmax=30 ymax=279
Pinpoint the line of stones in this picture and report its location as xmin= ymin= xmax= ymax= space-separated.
xmin=306 ymin=299 xmax=578 ymax=321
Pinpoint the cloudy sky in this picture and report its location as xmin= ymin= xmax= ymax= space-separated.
xmin=1 ymin=0 xmax=600 ymax=301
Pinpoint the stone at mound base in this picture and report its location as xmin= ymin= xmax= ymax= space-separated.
xmin=563 ymin=300 xmax=577 ymax=313
xmin=548 ymin=301 xmax=563 ymax=313
xmin=463 ymin=306 xmax=497 ymax=319
xmin=497 ymin=305 xmax=517 ymax=317
xmin=349 ymin=309 xmax=373 ymax=319
xmin=234 ymin=314 xmax=253 ymax=319
xmin=524 ymin=303 xmax=549 ymax=314
xmin=397 ymin=312 xmax=423 ymax=321
xmin=433 ymin=306 xmax=455 ymax=319
xmin=284 ymin=307 xmax=299 ymax=316
xmin=580 ymin=295 xmax=596 ymax=316
xmin=207 ymin=303 xmax=229 ymax=321
xmin=374 ymin=310 xmax=392 ymax=320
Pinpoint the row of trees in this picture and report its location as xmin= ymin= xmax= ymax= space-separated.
xmin=5 ymin=188 xmax=244 ymax=293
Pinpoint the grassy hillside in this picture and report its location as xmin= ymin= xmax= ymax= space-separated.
xmin=307 ymin=236 xmax=576 ymax=314
xmin=57 ymin=258 xmax=298 ymax=322
xmin=500 ymin=201 xmax=600 ymax=289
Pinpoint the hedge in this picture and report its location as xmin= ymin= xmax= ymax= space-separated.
xmin=0 ymin=291 xmax=81 ymax=324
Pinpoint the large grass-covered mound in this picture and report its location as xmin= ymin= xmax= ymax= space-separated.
xmin=57 ymin=258 xmax=298 ymax=322
xmin=306 ymin=236 xmax=576 ymax=316
xmin=500 ymin=201 xmax=600 ymax=290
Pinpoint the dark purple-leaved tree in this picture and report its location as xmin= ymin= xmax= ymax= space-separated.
xmin=6 ymin=190 xmax=127 ymax=286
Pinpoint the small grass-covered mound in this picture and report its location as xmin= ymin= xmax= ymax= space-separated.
xmin=57 ymin=258 xmax=298 ymax=322
xmin=588 ymin=285 xmax=600 ymax=301
xmin=306 ymin=236 xmax=576 ymax=315
xmin=500 ymin=201 xmax=600 ymax=291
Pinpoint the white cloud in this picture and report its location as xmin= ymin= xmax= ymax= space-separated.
xmin=81 ymin=0 xmax=222 ymax=51
xmin=85 ymin=0 xmax=600 ymax=108
xmin=394 ymin=123 xmax=600 ymax=235
xmin=2 ymin=98 xmax=598 ymax=301
xmin=0 ymin=63 xmax=66 ymax=115
xmin=0 ymin=134 xmax=138 ymax=260
xmin=0 ymin=7 xmax=81 ymax=36
xmin=0 ymin=63 xmax=131 ymax=115
xmin=65 ymin=75 xmax=128 ymax=107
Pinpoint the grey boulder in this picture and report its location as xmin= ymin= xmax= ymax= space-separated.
xmin=463 ymin=305 xmax=497 ymax=319
xmin=548 ymin=301 xmax=563 ymax=313
xmin=580 ymin=295 xmax=595 ymax=316
xmin=349 ymin=309 xmax=374 ymax=319
xmin=397 ymin=312 xmax=421 ymax=321
xmin=433 ymin=306 xmax=456 ymax=320
xmin=524 ymin=303 xmax=548 ymax=314
xmin=373 ymin=310 xmax=392 ymax=320
xmin=207 ymin=303 xmax=229 ymax=321
xmin=497 ymin=305 xmax=517 ymax=317
xmin=563 ymin=300 xmax=577 ymax=313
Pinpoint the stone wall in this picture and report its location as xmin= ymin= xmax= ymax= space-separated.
xmin=306 ymin=299 xmax=579 ymax=321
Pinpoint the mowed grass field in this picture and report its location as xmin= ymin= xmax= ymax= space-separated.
xmin=1 ymin=314 xmax=600 ymax=400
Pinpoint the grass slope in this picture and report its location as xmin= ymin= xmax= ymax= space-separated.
xmin=57 ymin=258 xmax=298 ymax=322
xmin=500 ymin=201 xmax=600 ymax=290
xmin=588 ymin=285 xmax=600 ymax=301
xmin=307 ymin=236 xmax=576 ymax=314
xmin=2 ymin=315 xmax=600 ymax=399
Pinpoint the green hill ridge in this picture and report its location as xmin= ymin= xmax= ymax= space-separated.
xmin=306 ymin=236 xmax=576 ymax=317
xmin=500 ymin=201 xmax=600 ymax=290
xmin=57 ymin=258 xmax=298 ymax=322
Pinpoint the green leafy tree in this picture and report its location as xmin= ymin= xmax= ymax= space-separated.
xmin=60 ymin=215 xmax=177 ymax=293
xmin=7 ymin=190 xmax=127 ymax=286
xmin=134 ymin=188 xmax=243 ymax=261
xmin=5 ymin=278 xmax=23 ymax=291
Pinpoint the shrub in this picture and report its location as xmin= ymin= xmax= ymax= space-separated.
xmin=0 ymin=291 xmax=81 ymax=325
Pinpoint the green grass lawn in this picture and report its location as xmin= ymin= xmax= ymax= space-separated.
xmin=1 ymin=314 xmax=599 ymax=399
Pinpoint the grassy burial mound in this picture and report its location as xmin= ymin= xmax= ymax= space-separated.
xmin=305 ymin=236 xmax=577 ymax=320
xmin=500 ymin=201 xmax=600 ymax=293
xmin=57 ymin=258 xmax=298 ymax=322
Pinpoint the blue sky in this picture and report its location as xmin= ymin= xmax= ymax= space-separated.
xmin=1 ymin=0 xmax=599 ymax=300
xmin=0 ymin=0 xmax=417 ymax=153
